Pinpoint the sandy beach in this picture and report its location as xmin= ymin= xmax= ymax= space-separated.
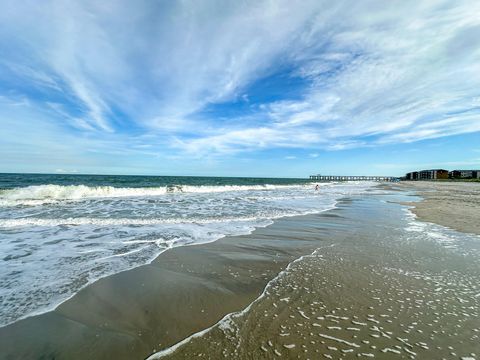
xmin=1 ymin=184 xmax=479 ymax=360
xmin=155 ymin=187 xmax=480 ymax=359
xmin=3 ymin=1 xmax=480 ymax=359
xmin=394 ymin=181 xmax=480 ymax=236
xmin=0 ymin=205 xmax=341 ymax=359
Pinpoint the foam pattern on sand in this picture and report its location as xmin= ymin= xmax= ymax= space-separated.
xmin=153 ymin=196 xmax=480 ymax=359
xmin=0 ymin=182 xmax=373 ymax=327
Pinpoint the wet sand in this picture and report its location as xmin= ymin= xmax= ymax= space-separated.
xmin=395 ymin=181 xmax=480 ymax=236
xmin=0 ymin=208 xmax=341 ymax=359
xmin=156 ymin=191 xmax=480 ymax=360
xmin=1 ymin=186 xmax=479 ymax=360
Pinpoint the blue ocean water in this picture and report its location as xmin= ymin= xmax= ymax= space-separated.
xmin=0 ymin=173 xmax=373 ymax=327
xmin=0 ymin=173 xmax=312 ymax=190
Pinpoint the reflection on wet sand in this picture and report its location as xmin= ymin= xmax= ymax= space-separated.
xmin=156 ymin=194 xmax=480 ymax=360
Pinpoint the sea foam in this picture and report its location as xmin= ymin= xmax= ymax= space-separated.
xmin=0 ymin=183 xmax=308 ymax=206
xmin=0 ymin=181 xmax=373 ymax=327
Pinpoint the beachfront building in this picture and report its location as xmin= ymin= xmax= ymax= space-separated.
xmin=418 ymin=169 xmax=448 ymax=180
xmin=406 ymin=171 xmax=419 ymax=180
xmin=404 ymin=169 xmax=448 ymax=180
xmin=450 ymin=170 xmax=480 ymax=179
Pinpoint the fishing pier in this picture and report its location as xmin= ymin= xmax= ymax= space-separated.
xmin=310 ymin=174 xmax=398 ymax=182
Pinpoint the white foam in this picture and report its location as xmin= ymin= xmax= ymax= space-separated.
xmin=318 ymin=334 xmax=360 ymax=348
xmin=403 ymin=206 xmax=480 ymax=254
xmin=0 ymin=215 xmax=270 ymax=228
xmin=0 ymin=183 xmax=310 ymax=206
xmin=147 ymin=245 xmax=337 ymax=359
xmin=0 ymin=181 xmax=376 ymax=327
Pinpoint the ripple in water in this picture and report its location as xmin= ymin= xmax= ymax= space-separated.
xmin=0 ymin=179 xmax=373 ymax=327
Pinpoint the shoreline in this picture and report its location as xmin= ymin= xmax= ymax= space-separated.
xmin=0 ymin=203 xmax=339 ymax=330
xmin=157 ymin=187 xmax=480 ymax=359
xmin=147 ymin=242 xmax=337 ymax=359
xmin=394 ymin=181 xmax=480 ymax=236
xmin=0 ymin=218 xmax=268 ymax=330
xmin=1 ymin=184 xmax=479 ymax=359
xmin=0 ymin=200 xmax=345 ymax=359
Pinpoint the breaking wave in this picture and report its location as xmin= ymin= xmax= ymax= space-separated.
xmin=0 ymin=215 xmax=275 ymax=228
xmin=0 ymin=183 xmax=307 ymax=206
xmin=0 ymin=179 xmax=368 ymax=327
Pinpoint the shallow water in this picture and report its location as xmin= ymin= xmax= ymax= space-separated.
xmin=0 ymin=173 xmax=374 ymax=327
xmin=154 ymin=193 xmax=480 ymax=360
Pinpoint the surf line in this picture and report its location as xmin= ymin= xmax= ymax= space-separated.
xmin=146 ymin=244 xmax=336 ymax=359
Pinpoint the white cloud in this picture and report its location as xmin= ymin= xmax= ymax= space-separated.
xmin=1 ymin=0 xmax=480 ymax=158
xmin=170 ymin=0 xmax=480 ymax=154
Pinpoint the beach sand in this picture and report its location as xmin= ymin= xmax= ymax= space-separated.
xmin=0 ymin=208 xmax=340 ymax=359
xmin=1 ymin=185 xmax=479 ymax=360
xmin=155 ymin=190 xmax=480 ymax=359
xmin=395 ymin=181 xmax=480 ymax=236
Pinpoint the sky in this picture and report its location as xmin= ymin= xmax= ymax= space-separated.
xmin=0 ymin=0 xmax=480 ymax=178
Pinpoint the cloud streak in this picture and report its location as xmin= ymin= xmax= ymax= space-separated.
xmin=1 ymin=0 xmax=480 ymax=168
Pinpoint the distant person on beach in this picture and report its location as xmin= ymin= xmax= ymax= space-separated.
xmin=315 ymin=184 xmax=319 ymax=191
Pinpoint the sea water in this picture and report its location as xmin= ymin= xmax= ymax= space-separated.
xmin=0 ymin=173 xmax=373 ymax=327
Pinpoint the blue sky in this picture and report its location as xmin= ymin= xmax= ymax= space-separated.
xmin=1 ymin=0 xmax=479 ymax=177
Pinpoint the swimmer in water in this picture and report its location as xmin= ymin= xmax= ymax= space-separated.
xmin=315 ymin=184 xmax=319 ymax=191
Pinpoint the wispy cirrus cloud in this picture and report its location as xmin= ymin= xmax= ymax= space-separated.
xmin=1 ymin=0 xmax=480 ymax=173
xmin=171 ymin=0 xmax=480 ymax=155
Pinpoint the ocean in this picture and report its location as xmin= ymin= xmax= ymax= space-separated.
xmin=0 ymin=173 xmax=374 ymax=327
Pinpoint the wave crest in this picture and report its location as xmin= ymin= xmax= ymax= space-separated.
xmin=0 ymin=183 xmax=306 ymax=206
xmin=0 ymin=216 xmax=275 ymax=228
